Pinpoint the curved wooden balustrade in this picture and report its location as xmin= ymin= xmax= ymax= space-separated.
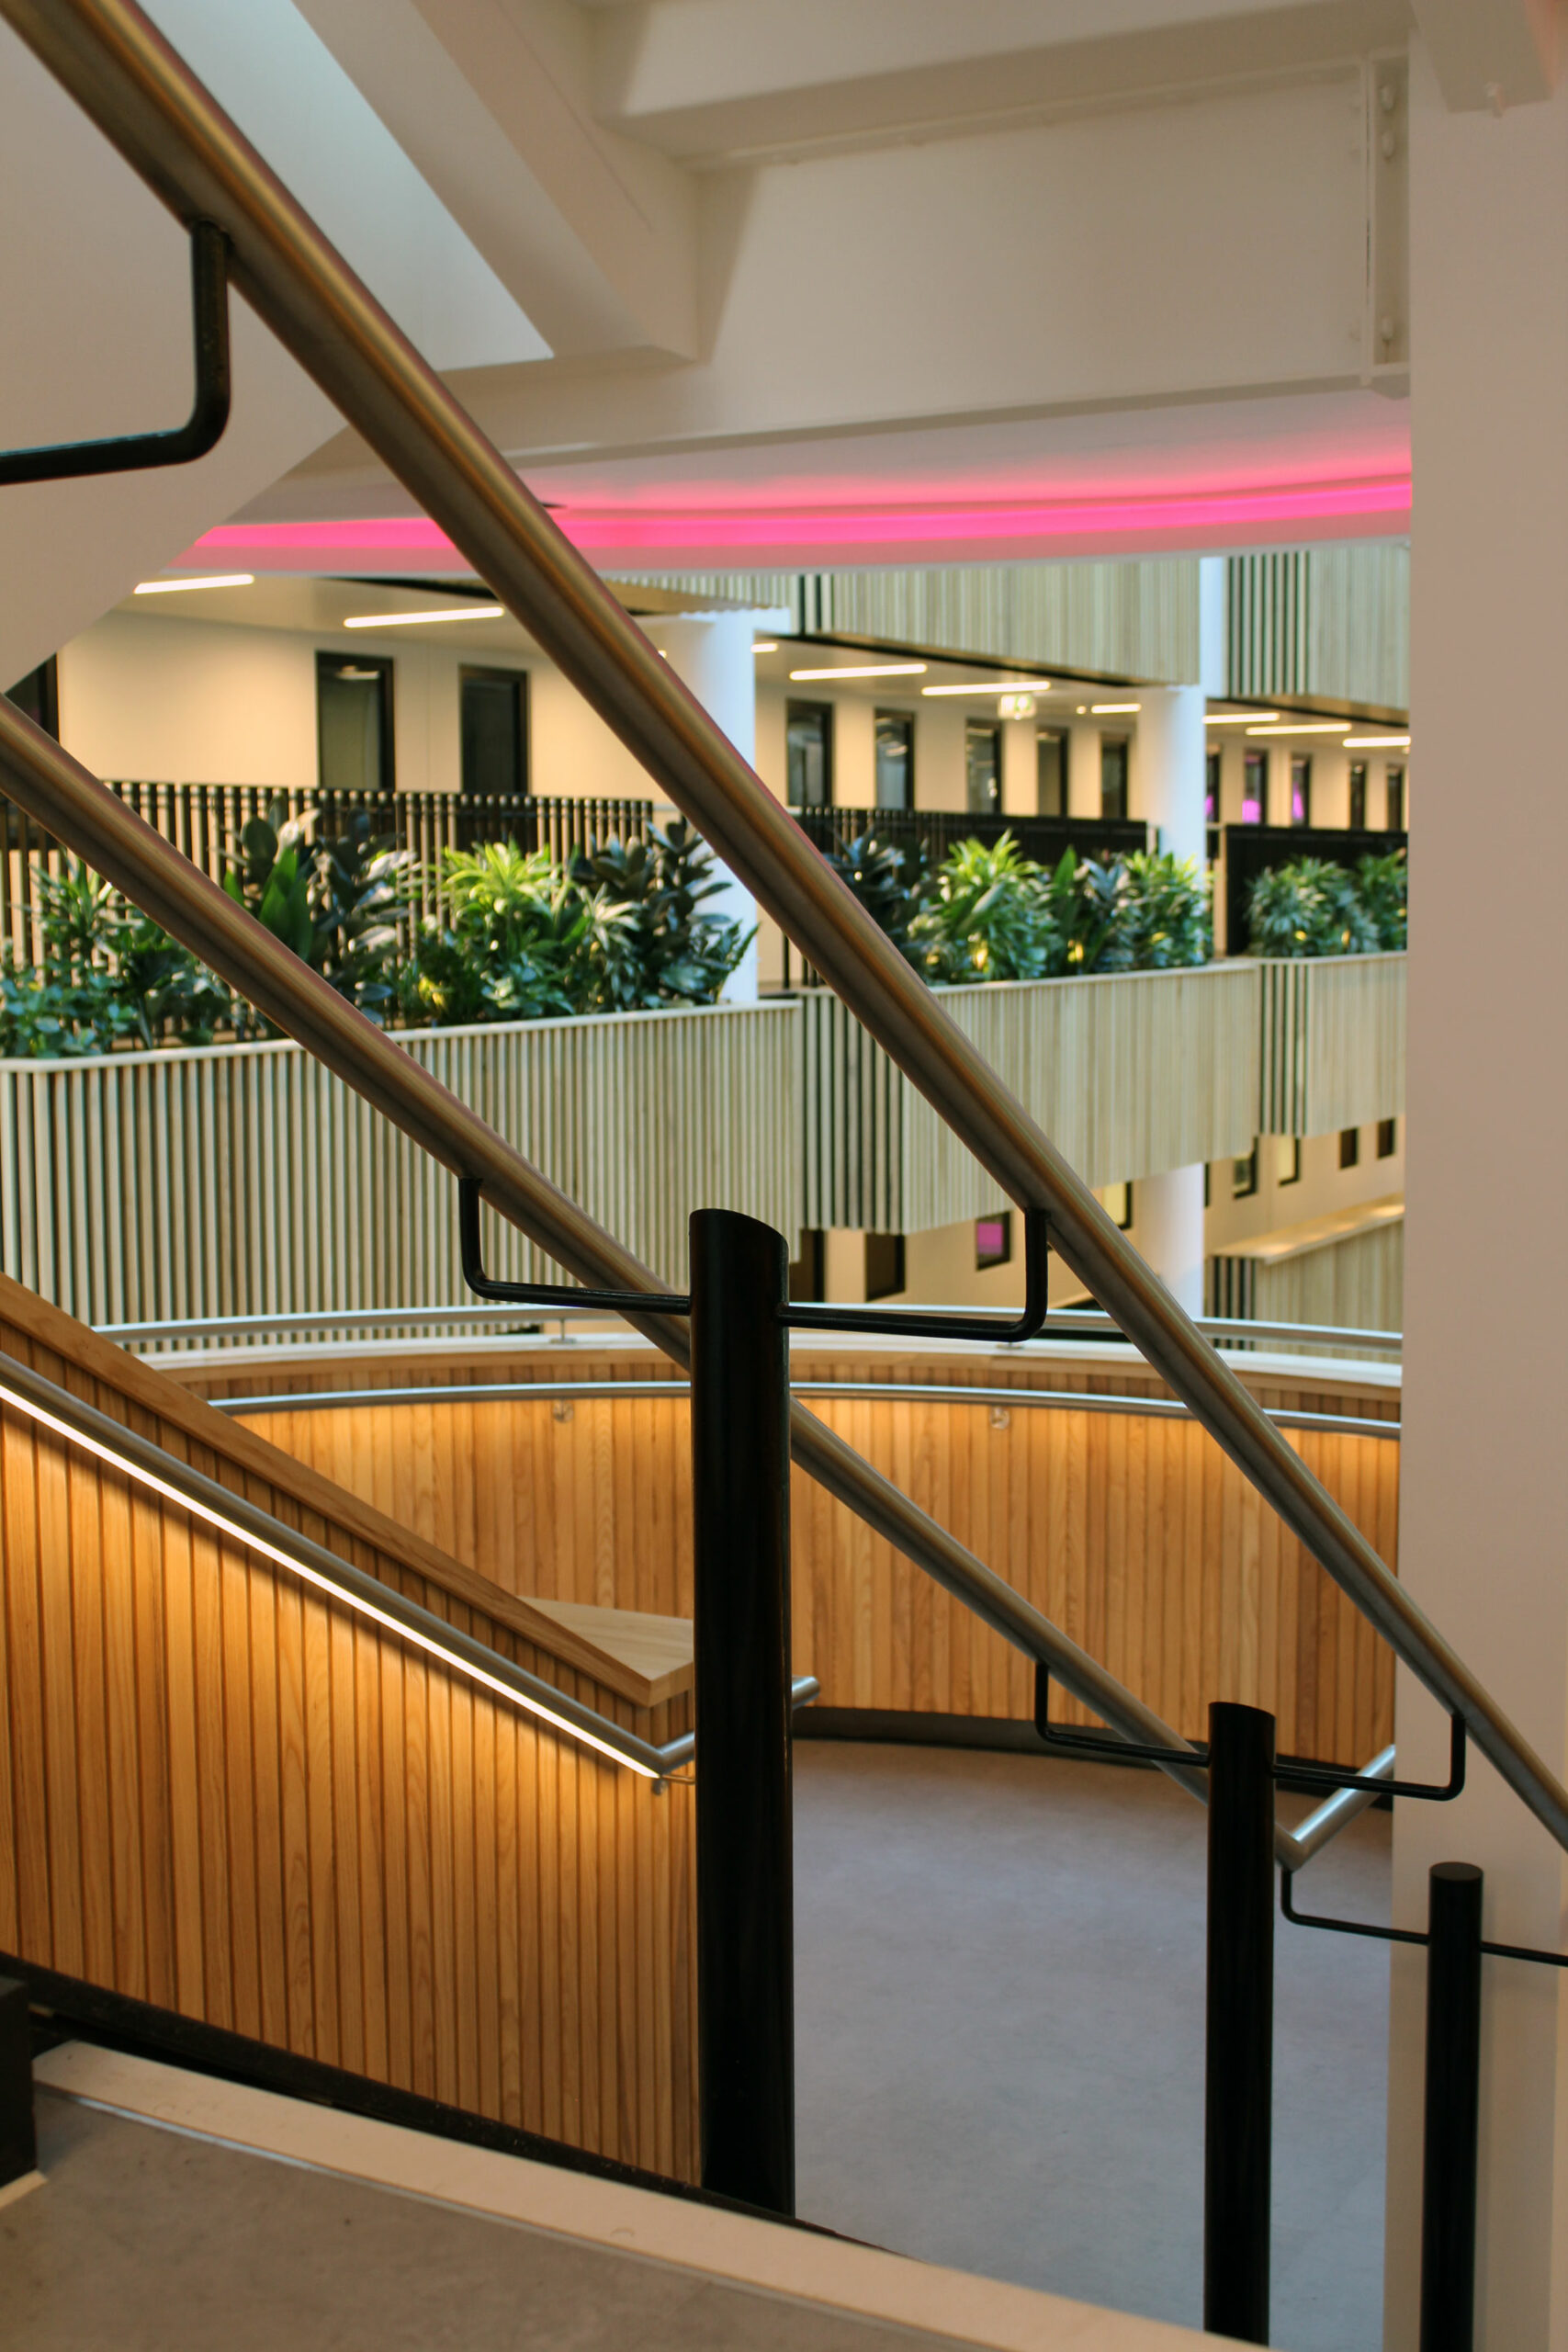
xmin=178 ymin=1332 xmax=1401 ymax=1768
xmin=0 ymin=1279 xmax=698 ymax=2177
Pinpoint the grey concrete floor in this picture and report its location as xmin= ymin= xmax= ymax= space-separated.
xmin=6 ymin=2092 xmax=991 ymax=2352
xmin=793 ymin=1740 xmax=1392 ymax=2352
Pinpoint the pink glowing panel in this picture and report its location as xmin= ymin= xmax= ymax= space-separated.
xmin=184 ymin=471 xmax=1412 ymax=572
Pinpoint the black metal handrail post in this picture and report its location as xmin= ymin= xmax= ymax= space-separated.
xmin=688 ymin=1209 xmax=795 ymax=2216
xmin=1420 ymin=1863 xmax=1483 ymax=2352
xmin=1205 ymin=1702 xmax=1276 ymax=2343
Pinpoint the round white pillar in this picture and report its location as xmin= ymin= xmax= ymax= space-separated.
xmin=1066 ymin=723 xmax=1101 ymax=819
xmin=651 ymin=614 xmax=759 ymax=1003
xmin=1136 ymin=1164 xmax=1205 ymax=1317
xmin=1134 ymin=684 xmax=1207 ymax=868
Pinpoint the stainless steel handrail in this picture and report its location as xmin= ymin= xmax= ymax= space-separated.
xmin=4 ymin=0 xmax=1557 ymax=1850
xmin=96 ymin=1302 xmax=1403 ymax=1358
xmin=0 ymin=1348 xmax=773 ymax=1779
xmin=204 ymin=1374 xmax=1399 ymax=1442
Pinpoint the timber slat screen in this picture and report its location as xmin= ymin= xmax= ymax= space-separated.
xmin=0 ymin=784 xmax=655 ymax=965
xmin=0 ymin=1282 xmax=699 ymax=2174
xmin=205 ymin=1342 xmax=1400 ymax=1769
xmin=0 ymin=1002 xmax=800 ymax=1328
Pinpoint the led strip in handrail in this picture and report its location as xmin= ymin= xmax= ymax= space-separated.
xmin=0 ymin=1351 xmax=824 ymax=1780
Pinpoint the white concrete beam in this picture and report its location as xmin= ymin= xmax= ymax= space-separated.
xmin=293 ymin=0 xmax=698 ymax=358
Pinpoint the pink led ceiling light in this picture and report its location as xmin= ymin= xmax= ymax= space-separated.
xmin=186 ymin=472 xmax=1411 ymax=575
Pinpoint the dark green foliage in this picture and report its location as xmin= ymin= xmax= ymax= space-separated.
xmin=895 ymin=834 xmax=1209 ymax=982
xmin=823 ymin=832 xmax=929 ymax=959
xmin=571 ymin=819 xmax=755 ymax=1008
xmin=1117 ymin=851 xmax=1213 ymax=970
xmin=222 ymin=801 xmax=315 ymax=961
xmin=311 ymin=813 xmax=412 ymax=1015
xmin=112 ymin=912 xmax=231 ymax=1046
xmin=908 ymin=834 xmax=1063 ymax=981
xmin=1246 ymin=857 xmax=1384 ymax=958
xmin=1354 ymin=849 xmax=1407 ymax=950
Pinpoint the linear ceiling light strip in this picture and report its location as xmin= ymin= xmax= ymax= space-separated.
xmin=0 ymin=1352 xmax=667 ymax=1778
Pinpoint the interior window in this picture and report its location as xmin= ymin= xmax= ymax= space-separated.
xmin=1290 ymin=755 xmax=1312 ymax=827
xmin=460 ymin=668 xmax=527 ymax=797
xmin=964 ymin=721 xmax=1001 ymax=816
xmin=874 ymin=710 xmax=914 ymax=810
xmin=1242 ymin=749 xmax=1267 ymax=825
xmin=1348 ymin=762 xmax=1368 ymax=831
xmin=786 ymin=701 xmax=834 ymax=808
xmin=317 ymin=652 xmax=394 ymax=795
xmin=1036 ymin=729 xmax=1066 ymax=817
xmin=1100 ymin=735 xmax=1129 ymax=820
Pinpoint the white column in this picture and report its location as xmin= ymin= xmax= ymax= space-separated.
xmin=1134 ymin=684 xmax=1207 ymax=866
xmin=1135 ymin=1166 xmax=1205 ymax=1317
xmin=1066 ymin=723 xmax=1101 ymax=818
xmin=652 ymin=613 xmax=760 ymax=1003
xmin=1385 ymin=44 xmax=1568 ymax=2351
xmin=1131 ymin=685 xmax=1209 ymax=1306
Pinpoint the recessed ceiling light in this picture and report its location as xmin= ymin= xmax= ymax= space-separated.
xmin=344 ymin=605 xmax=505 ymax=628
xmin=920 ymin=677 xmax=1053 ymax=698
xmin=133 ymin=572 xmax=254 ymax=594
xmin=1090 ymin=702 xmax=1141 ymax=716
xmin=1245 ymin=721 xmax=1349 ymax=737
xmin=788 ymin=662 xmax=927 ymax=681
xmin=1342 ymin=733 xmax=1411 ymax=749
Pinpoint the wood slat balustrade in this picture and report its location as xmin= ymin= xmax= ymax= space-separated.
xmin=0 ymin=1280 xmax=698 ymax=2177
xmin=192 ymin=1338 xmax=1400 ymax=1768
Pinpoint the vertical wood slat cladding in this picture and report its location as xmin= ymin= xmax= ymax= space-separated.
xmin=801 ymin=966 xmax=1261 ymax=1233
xmin=1258 ymin=954 xmax=1405 ymax=1137
xmin=0 ymin=1283 xmax=698 ymax=2177
xmin=0 ymin=1001 xmax=799 ymax=1328
xmin=225 ymin=1345 xmax=1399 ymax=1765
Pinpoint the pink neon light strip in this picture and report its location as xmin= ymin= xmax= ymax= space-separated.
xmin=190 ymin=476 xmax=1411 ymax=565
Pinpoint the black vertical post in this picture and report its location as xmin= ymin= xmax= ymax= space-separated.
xmin=0 ymin=1977 xmax=35 ymax=2188
xmin=1204 ymin=1702 xmax=1276 ymax=2345
xmin=688 ymin=1208 xmax=795 ymax=2217
xmin=1419 ymin=1863 xmax=1483 ymax=2352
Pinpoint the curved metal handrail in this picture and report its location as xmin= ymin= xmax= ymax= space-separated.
xmin=96 ymin=1302 xmax=1403 ymax=1358
xmin=2 ymin=0 xmax=1559 ymax=1854
xmin=204 ymin=1373 xmax=1399 ymax=1442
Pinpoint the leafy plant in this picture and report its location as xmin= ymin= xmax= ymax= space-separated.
xmin=908 ymin=832 xmax=1063 ymax=982
xmin=1118 ymin=852 xmax=1210 ymax=970
xmin=221 ymin=799 xmax=315 ymax=962
xmin=111 ymin=911 xmax=231 ymax=1047
xmin=0 ymin=957 xmax=140 ymax=1058
xmin=1355 ymin=848 xmax=1407 ymax=950
xmin=312 ymin=813 xmax=412 ymax=1017
xmin=1247 ymin=857 xmax=1380 ymax=958
xmin=570 ymin=820 xmax=754 ymax=1008
xmin=823 ymin=831 xmax=929 ymax=960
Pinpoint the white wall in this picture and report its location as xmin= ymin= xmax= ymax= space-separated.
xmin=53 ymin=606 xmax=664 ymax=807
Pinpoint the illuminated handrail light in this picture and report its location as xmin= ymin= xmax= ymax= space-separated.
xmin=921 ymin=676 xmax=1052 ymax=697
xmin=134 ymin=573 xmax=254 ymax=594
xmin=0 ymin=1354 xmax=668 ymax=1778
xmin=788 ymin=662 xmax=926 ymax=681
xmin=344 ymin=605 xmax=505 ymax=628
